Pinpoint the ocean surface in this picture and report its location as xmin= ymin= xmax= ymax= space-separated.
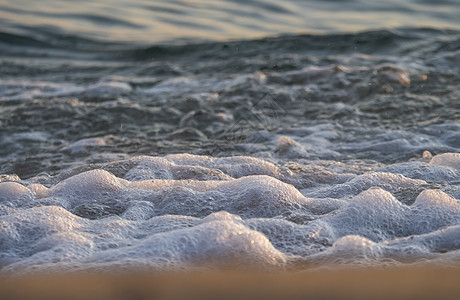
xmin=0 ymin=0 xmax=459 ymax=273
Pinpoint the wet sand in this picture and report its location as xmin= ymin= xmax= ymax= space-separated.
xmin=1 ymin=265 xmax=459 ymax=300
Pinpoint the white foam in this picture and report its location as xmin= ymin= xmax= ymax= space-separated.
xmin=313 ymin=235 xmax=382 ymax=263
xmin=305 ymin=172 xmax=426 ymax=199
xmin=0 ymin=206 xmax=82 ymax=255
xmin=0 ymin=182 xmax=33 ymax=205
xmin=409 ymin=189 xmax=460 ymax=235
xmin=85 ymin=81 xmax=132 ymax=97
xmin=83 ymin=218 xmax=286 ymax=270
xmin=123 ymin=154 xmax=282 ymax=181
xmin=0 ymin=153 xmax=459 ymax=272
xmin=323 ymin=188 xmax=409 ymax=241
xmin=124 ymin=175 xmax=310 ymax=218
xmin=383 ymin=225 xmax=460 ymax=257
xmin=276 ymin=136 xmax=309 ymax=158
xmin=378 ymin=161 xmax=460 ymax=183
xmin=50 ymin=169 xmax=127 ymax=209
xmin=430 ymin=153 xmax=460 ymax=170
xmin=121 ymin=201 xmax=156 ymax=220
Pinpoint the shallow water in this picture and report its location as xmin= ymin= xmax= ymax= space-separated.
xmin=0 ymin=1 xmax=460 ymax=273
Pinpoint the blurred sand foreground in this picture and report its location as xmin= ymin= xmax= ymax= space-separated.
xmin=1 ymin=266 xmax=459 ymax=300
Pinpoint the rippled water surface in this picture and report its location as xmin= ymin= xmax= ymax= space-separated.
xmin=0 ymin=0 xmax=459 ymax=273
xmin=1 ymin=0 xmax=459 ymax=42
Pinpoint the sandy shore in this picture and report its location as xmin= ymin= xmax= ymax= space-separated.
xmin=1 ymin=265 xmax=460 ymax=300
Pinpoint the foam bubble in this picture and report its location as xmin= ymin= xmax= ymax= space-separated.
xmin=314 ymin=235 xmax=382 ymax=263
xmin=383 ymin=225 xmax=460 ymax=259
xmin=125 ymin=175 xmax=310 ymax=218
xmin=85 ymin=81 xmax=132 ymax=97
xmin=0 ymin=152 xmax=459 ymax=272
xmin=0 ymin=182 xmax=33 ymax=205
xmin=409 ymin=190 xmax=460 ymax=235
xmin=276 ymin=136 xmax=308 ymax=158
xmin=378 ymin=161 xmax=460 ymax=183
xmin=123 ymin=155 xmax=232 ymax=181
xmin=84 ymin=219 xmax=286 ymax=270
xmin=50 ymin=169 xmax=126 ymax=209
xmin=27 ymin=184 xmax=49 ymax=199
xmin=0 ymin=206 xmax=81 ymax=257
xmin=121 ymin=201 xmax=156 ymax=221
xmin=164 ymin=154 xmax=281 ymax=179
xmin=430 ymin=153 xmax=460 ymax=170
xmin=324 ymin=188 xmax=409 ymax=241
xmin=305 ymin=172 xmax=426 ymax=200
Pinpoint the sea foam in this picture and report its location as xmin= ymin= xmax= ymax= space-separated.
xmin=0 ymin=153 xmax=459 ymax=272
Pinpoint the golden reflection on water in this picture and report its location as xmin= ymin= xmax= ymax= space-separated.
xmin=0 ymin=0 xmax=457 ymax=42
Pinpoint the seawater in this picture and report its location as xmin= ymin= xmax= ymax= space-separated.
xmin=1 ymin=0 xmax=459 ymax=42
xmin=0 ymin=0 xmax=459 ymax=273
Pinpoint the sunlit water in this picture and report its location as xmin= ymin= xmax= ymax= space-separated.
xmin=0 ymin=0 xmax=459 ymax=273
xmin=1 ymin=0 xmax=459 ymax=42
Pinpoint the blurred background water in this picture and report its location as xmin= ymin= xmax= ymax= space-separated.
xmin=1 ymin=0 xmax=459 ymax=43
xmin=0 ymin=0 xmax=459 ymax=177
